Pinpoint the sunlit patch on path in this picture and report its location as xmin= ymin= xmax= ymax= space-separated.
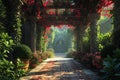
xmin=20 ymin=58 xmax=100 ymax=80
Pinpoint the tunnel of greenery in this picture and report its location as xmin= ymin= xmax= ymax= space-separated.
xmin=0 ymin=0 xmax=120 ymax=80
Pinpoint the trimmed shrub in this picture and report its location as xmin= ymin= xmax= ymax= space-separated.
xmin=13 ymin=44 xmax=32 ymax=59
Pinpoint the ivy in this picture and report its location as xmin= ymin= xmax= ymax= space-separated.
xmin=1 ymin=0 xmax=22 ymax=44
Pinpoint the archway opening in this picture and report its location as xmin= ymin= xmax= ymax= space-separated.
xmin=45 ymin=24 xmax=75 ymax=56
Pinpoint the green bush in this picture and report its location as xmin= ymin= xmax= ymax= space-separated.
xmin=0 ymin=33 xmax=14 ymax=58
xmin=30 ymin=56 xmax=38 ymax=64
xmin=97 ymin=33 xmax=112 ymax=51
xmin=0 ymin=59 xmax=25 ymax=80
xmin=101 ymin=55 xmax=120 ymax=80
xmin=83 ymin=37 xmax=90 ymax=53
xmin=13 ymin=44 xmax=32 ymax=59
xmin=46 ymin=48 xmax=55 ymax=58
xmin=0 ymin=33 xmax=25 ymax=80
xmin=29 ymin=56 xmax=39 ymax=69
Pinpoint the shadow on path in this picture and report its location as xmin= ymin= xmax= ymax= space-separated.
xmin=20 ymin=57 xmax=100 ymax=80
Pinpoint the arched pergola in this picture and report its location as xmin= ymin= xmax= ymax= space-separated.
xmin=20 ymin=0 xmax=113 ymax=53
xmin=2 ymin=0 xmax=113 ymax=53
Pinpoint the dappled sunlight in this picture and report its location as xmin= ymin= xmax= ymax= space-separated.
xmin=1 ymin=0 xmax=120 ymax=80
xmin=21 ymin=58 xmax=98 ymax=80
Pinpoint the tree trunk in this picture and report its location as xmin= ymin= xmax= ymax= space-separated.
xmin=74 ymin=26 xmax=80 ymax=51
xmin=74 ymin=25 xmax=85 ymax=52
xmin=22 ymin=16 xmax=36 ymax=53
xmin=89 ymin=13 xmax=99 ymax=53
xmin=113 ymin=0 xmax=120 ymax=48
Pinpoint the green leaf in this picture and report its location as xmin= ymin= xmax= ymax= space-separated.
xmin=103 ymin=61 xmax=111 ymax=67
xmin=115 ymin=73 xmax=120 ymax=76
xmin=115 ymin=63 xmax=120 ymax=69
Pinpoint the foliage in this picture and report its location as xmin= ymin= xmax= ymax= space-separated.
xmin=97 ymin=26 xmax=112 ymax=51
xmin=13 ymin=17 xmax=22 ymax=44
xmin=0 ymin=33 xmax=14 ymax=59
xmin=92 ymin=52 xmax=102 ymax=69
xmin=46 ymin=48 xmax=55 ymax=58
xmin=49 ymin=26 xmax=74 ymax=53
xmin=36 ymin=49 xmax=54 ymax=60
xmin=29 ymin=50 xmax=54 ymax=69
xmin=34 ymin=52 xmax=43 ymax=63
xmin=36 ymin=26 xmax=45 ymax=51
xmin=13 ymin=44 xmax=32 ymax=59
xmin=82 ymin=27 xmax=90 ymax=52
xmin=0 ymin=33 xmax=25 ymax=80
xmin=101 ymin=44 xmax=116 ymax=59
xmin=29 ymin=55 xmax=39 ymax=69
xmin=0 ymin=0 xmax=6 ymax=33
xmin=0 ymin=59 xmax=25 ymax=80
xmin=83 ymin=36 xmax=90 ymax=52
xmin=113 ymin=48 xmax=120 ymax=59
xmin=72 ymin=51 xmax=102 ymax=69
xmin=72 ymin=51 xmax=93 ymax=68
xmin=40 ymin=35 xmax=47 ymax=52
xmin=100 ymin=48 xmax=120 ymax=80
xmin=2 ymin=0 xmax=22 ymax=44
xmin=101 ymin=55 xmax=120 ymax=80
xmin=72 ymin=51 xmax=84 ymax=61
xmin=81 ymin=53 xmax=93 ymax=68
xmin=0 ymin=0 xmax=5 ymax=18
xmin=42 ymin=52 xmax=51 ymax=60
xmin=30 ymin=55 xmax=38 ymax=64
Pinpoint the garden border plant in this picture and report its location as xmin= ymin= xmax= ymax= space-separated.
xmin=13 ymin=44 xmax=32 ymax=71
xmin=0 ymin=33 xmax=25 ymax=80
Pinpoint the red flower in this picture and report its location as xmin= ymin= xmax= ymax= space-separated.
xmin=27 ymin=0 xmax=35 ymax=5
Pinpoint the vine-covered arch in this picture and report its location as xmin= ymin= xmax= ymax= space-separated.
xmin=1 ymin=0 xmax=113 ymax=53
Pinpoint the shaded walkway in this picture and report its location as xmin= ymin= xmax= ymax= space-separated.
xmin=20 ymin=57 xmax=100 ymax=80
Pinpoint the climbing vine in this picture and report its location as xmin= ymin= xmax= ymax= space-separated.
xmin=1 ymin=0 xmax=22 ymax=44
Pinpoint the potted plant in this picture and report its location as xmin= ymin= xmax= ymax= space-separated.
xmin=13 ymin=44 xmax=32 ymax=71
